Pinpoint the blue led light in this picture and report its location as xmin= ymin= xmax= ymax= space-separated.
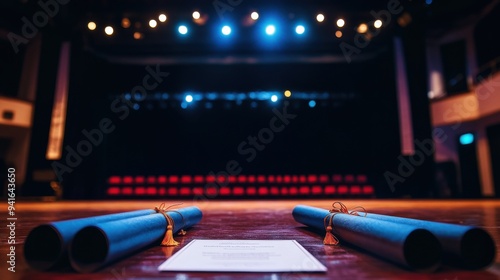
xmin=309 ymin=100 xmax=316 ymax=108
xmin=178 ymin=25 xmax=188 ymax=35
xmin=459 ymin=133 xmax=474 ymax=145
xmin=295 ymin=25 xmax=305 ymax=34
xmin=222 ymin=25 xmax=231 ymax=35
xmin=185 ymin=95 xmax=193 ymax=103
xmin=271 ymin=95 xmax=278 ymax=102
xmin=266 ymin=25 xmax=276 ymax=35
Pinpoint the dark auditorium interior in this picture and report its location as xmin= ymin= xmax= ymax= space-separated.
xmin=1 ymin=0 xmax=500 ymax=279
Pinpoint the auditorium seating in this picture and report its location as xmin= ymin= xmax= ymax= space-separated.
xmin=106 ymin=174 xmax=375 ymax=198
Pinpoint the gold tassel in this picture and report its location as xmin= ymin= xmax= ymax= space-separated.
xmin=161 ymin=224 xmax=180 ymax=246
xmin=155 ymin=203 xmax=187 ymax=247
xmin=323 ymin=226 xmax=339 ymax=245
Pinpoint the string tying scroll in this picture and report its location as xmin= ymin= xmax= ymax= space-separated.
xmin=323 ymin=202 xmax=366 ymax=245
xmin=154 ymin=203 xmax=187 ymax=246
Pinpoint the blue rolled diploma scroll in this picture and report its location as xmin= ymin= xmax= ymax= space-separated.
xmin=292 ymin=205 xmax=442 ymax=271
xmin=24 ymin=209 xmax=156 ymax=270
xmin=69 ymin=206 xmax=202 ymax=273
xmin=358 ymin=212 xmax=496 ymax=269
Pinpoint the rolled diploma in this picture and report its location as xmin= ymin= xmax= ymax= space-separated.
xmin=358 ymin=211 xmax=496 ymax=269
xmin=293 ymin=205 xmax=442 ymax=271
xmin=69 ymin=206 xmax=203 ymax=273
xmin=24 ymin=209 xmax=156 ymax=270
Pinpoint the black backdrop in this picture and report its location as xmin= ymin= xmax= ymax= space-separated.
xmin=55 ymin=45 xmax=402 ymax=198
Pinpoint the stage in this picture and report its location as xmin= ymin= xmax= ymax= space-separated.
xmin=3 ymin=199 xmax=500 ymax=279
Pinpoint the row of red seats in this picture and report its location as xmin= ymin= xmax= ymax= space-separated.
xmin=106 ymin=185 xmax=375 ymax=197
xmin=108 ymin=174 xmax=369 ymax=185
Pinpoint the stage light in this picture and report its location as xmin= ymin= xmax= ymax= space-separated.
xmin=121 ymin=18 xmax=131 ymax=28
xmin=316 ymin=14 xmax=325 ymax=22
xmin=357 ymin=23 xmax=368 ymax=33
xmin=309 ymin=100 xmax=316 ymax=108
xmin=185 ymin=95 xmax=194 ymax=103
xmin=335 ymin=30 xmax=342 ymax=38
xmin=149 ymin=19 xmax=157 ymax=28
xmin=336 ymin=19 xmax=345 ymax=28
xmin=295 ymin=25 xmax=305 ymax=35
xmin=133 ymin=32 xmax=143 ymax=40
xmin=271 ymin=95 xmax=278 ymax=102
xmin=374 ymin=19 xmax=382 ymax=28
xmin=265 ymin=25 xmax=276 ymax=35
xmin=460 ymin=133 xmax=474 ymax=145
xmin=192 ymin=11 xmax=201 ymax=19
xmin=87 ymin=21 xmax=96 ymax=31
xmin=284 ymin=90 xmax=292 ymax=98
xmin=251 ymin=12 xmax=259 ymax=20
xmin=222 ymin=25 xmax=231 ymax=35
xmin=104 ymin=26 xmax=114 ymax=35
xmin=159 ymin=14 xmax=167 ymax=22
xmin=178 ymin=25 xmax=188 ymax=35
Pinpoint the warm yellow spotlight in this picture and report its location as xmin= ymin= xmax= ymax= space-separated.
xmin=104 ymin=26 xmax=114 ymax=35
xmin=284 ymin=90 xmax=292 ymax=98
xmin=316 ymin=14 xmax=325 ymax=22
xmin=159 ymin=14 xmax=167 ymax=22
xmin=251 ymin=12 xmax=259 ymax=20
xmin=121 ymin=18 xmax=131 ymax=28
xmin=87 ymin=21 xmax=96 ymax=31
xmin=374 ymin=19 xmax=382 ymax=28
xmin=133 ymin=32 xmax=143 ymax=40
xmin=149 ymin=19 xmax=157 ymax=28
xmin=336 ymin=19 xmax=345 ymax=28
xmin=357 ymin=23 xmax=368 ymax=33
xmin=335 ymin=30 xmax=343 ymax=38
xmin=192 ymin=11 xmax=201 ymax=19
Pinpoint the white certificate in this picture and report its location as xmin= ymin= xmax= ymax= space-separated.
xmin=158 ymin=239 xmax=327 ymax=272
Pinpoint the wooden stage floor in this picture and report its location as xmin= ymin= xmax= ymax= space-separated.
xmin=2 ymin=199 xmax=500 ymax=280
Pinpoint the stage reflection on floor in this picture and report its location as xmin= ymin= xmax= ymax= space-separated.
xmin=3 ymin=200 xmax=500 ymax=279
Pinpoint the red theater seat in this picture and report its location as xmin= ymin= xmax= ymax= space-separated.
xmin=312 ymin=185 xmax=322 ymax=195
xmin=135 ymin=176 xmax=145 ymax=184
xmin=122 ymin=187 xmax=133 ymax=195
xmin=123 ymin=176 xmax=133 ymax=184
xmin=233 ymin=187 xmax=244 ymax=196
xmin=180 ymin=187 xmax=191 ymax=196
xmin=169 ymin=175 xmax=179 ymax=184
xmin=350 ymin=185 xmax=361 ymax=195
xmin=220 ymin=187 xmax=231 ymax=196
xmin=158 ymin=176 xmax=167 ymax=184
xmin=168 ymin=187 xmax=178 ymax=196
xmin=324 ymin=185 xmax=336 ymax=195
xmin=363 ymin=185 xmax=375 ymax=195
xmin=147 ymin=176 xmax=156 ymax=184
xmin=108 ymin=176 xmax=121 ymax=184
xmin=146 ymin=187 xmax=157 ymax=195
xmin=135 ymin=187 xmax=146 ymax=195
xmin=107 ymin=187 xmax=120 ymax=196
xmin=338 ymin=185 xmax=348 ymax=194
xmin=181 ymin=175 xmax=192 ymax=184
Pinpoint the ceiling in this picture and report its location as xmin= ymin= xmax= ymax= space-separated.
xmin=0 ymin=0 xmax=497 ymax=64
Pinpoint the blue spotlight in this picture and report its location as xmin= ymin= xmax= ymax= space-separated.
xmin=309 ymin=100 xmax=316 ymax=108
xmin=295 ymin=25 xmax=305 ymax=34
xmin=265 ymin=25 xmax=276 ymax=35
xmin=185 ymin=95 xmax=193 ymax=103
xmin=178 ymin=25 xmax=188 ymax=35
xmin=459 ymin=133 xmax=474 ymax=145
xmin=222 ymin=25 xmax=231 ymax=35
xmin=271 ymin=95 xmax=278 ymax=102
